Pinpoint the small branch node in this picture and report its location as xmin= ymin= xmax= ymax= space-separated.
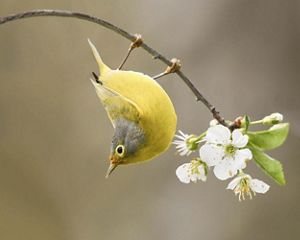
xmin=130 ymin=34 xmax=143 ymax=50
xmin=152 ymin=59 xmax=181 ymax=80
xmin=165 ymin=58 xmax=181 ymax=74
xmin=229 ymin=116 xmax=243 ymax=131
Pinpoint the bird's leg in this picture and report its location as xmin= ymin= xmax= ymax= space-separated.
xmin=152 ymin=58 xmax=181 ymax=80
xmin=117 ymin=34 xmax=143 ymax=70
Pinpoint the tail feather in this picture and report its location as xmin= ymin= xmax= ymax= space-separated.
xmin=88 ymin=38 xmax=111 ymax=75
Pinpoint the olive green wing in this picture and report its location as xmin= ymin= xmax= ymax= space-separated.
xmin=91 ymin=79 xmax=142 ymax=127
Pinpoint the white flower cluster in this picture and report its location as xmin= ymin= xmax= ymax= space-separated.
xmin=173 ymin=124 xmax=270 ymax=201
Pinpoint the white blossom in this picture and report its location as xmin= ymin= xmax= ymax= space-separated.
xmin=176 ymin=160 xmax=207 ymax=184
xmin=227 ymin=174 xmax=270 ymax=201
xmin=173 ymin=130 xmax=198 ymax=156
xmin=199 ymin=125 xmax=252 ymax=180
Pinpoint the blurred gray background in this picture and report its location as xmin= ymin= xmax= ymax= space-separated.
xmin=0 ymin=1 xmax=299 ymax=240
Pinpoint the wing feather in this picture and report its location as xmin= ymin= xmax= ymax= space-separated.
xmin=91 ymin=79 xmax=142 ymax=127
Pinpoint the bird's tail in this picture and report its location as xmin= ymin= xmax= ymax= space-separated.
xmin=88 ymin=38 xmax=111 ymax=76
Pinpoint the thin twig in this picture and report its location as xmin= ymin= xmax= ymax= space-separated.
xmin=0 ymin=9 xmax=228 ymax=127
xmin=117 ymin=48 xmax=133 ymax=70
xmin=153 ymin=72 xmax=170 ymax=80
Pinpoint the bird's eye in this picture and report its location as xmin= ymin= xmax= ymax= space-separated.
xmin=115 ymin=144 xmax=125 ymax=157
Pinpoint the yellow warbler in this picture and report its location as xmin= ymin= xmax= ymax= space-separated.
xmin=88 ymin=39 xmax=177 ymax=176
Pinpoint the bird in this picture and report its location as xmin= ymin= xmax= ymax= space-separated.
xmin=88 ymin=39 xmax=177 ymax=177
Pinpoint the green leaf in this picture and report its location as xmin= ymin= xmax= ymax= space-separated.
xmin=247 ymin=123 xmax=289 ymax=150
xmin=248 ymin=143 xmax=286 ymax=185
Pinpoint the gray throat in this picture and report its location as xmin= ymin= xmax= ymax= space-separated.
xmin=112 ymin=118 xmax=145 ymax=156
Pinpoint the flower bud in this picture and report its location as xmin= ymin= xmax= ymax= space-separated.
xmin=262 ymin=113 xmax=283 ymax=125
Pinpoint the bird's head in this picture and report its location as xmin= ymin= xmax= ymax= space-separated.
xmin=106 ymin=118 xmax=145 ymax=177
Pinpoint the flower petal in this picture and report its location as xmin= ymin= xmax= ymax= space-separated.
xmin=205 ymin=125 xmax=231 ymax=145
xmin=234 ymin=148 xmax=252 ymax=170
xmin=175 ymin=163 xmax=191 ymax=184
xmin=197 ymin=164 xmax=207 ymax=182
xmin=231 ymin=129 xmax=249 ymax=148
xmin=250 ymin=179 xmax=270 ymax=193
xmin=199 ymin=144 xmax=224 ymax=166
xmin=178 ymin=148 xmax=192 ymax=156
xmin=190 ymin=174 xmax=198 ymax=183
xmin=213 ymin=157 xmax=237 ymax=180
xmin=209 ymin=119 xmax=219 ymax=126
xmin=174 ymin=130 xmax=189 ymax=141
xmin=226 ymin=175 xmax=243 ymax=190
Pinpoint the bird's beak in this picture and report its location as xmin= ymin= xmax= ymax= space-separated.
xmin=105 ymin=163 xmax=118 ymax=178
xmin=105 ymin=155 xmax=119 ymax=178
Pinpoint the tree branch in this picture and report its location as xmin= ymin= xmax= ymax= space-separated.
xmin=0 ymin=9 xmax=228 ymax=127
